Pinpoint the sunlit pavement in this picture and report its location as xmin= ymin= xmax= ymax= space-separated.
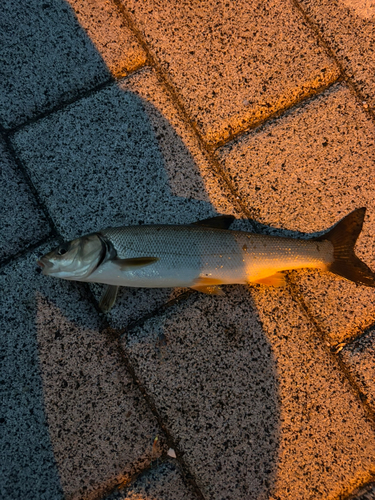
xmin=1 ymin=1 xmax=375 ymax=499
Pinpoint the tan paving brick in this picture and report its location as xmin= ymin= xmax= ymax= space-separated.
xmin=217 ymin=82 xmax=375 ymax=344
xmin=122 ymin=286 xmax=375 ymax=499
xmin=298 ymin=0 xmax=375 ymax=109
xmin=67 ymin=0 xmax=146 ymax=78
xmin=1 ymin=241 xmax=166 ymax=500
xmin=122 ymin=0 xmax=339 ymax=145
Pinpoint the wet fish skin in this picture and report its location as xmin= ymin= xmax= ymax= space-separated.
xmin=37 ymin=208 xmax=375 ymax=310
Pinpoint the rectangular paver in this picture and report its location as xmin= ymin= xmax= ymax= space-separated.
xmin=0 ymin=137 xmax=50 ymax=263
xmin=217 ymin=82 xmax=375 ymax=344
xmin=12 ymin=67 xmax=241 ymax=327
xmin=123 ymin=0 xmax=339 ymax=145
xmin=298 ymin=0 xmax=375 ymax=109
xmin=1 ymin=242 xmax=165 ymax=500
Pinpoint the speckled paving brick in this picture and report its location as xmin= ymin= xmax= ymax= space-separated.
xmin=0 ymin=137 xmax=50 ymax=263
xmin=340 ymin=327 xmax=375 ymax=412
xmin=122 ymin=285 xmax=375 ymax=500
xmin=12 ymin=67 xmax=241 ymax=327
xmin=66 ymin=0 xmax=146 ymax=78
xmin=122 ymin=0 xmax=339 ymax=145
xmin=0 ymin=0 xmax=110 ymax=129
xmin=298 ymin=0 xmax=375 ymax=109
xmin=105 ymin=460 xmax=199 ymax=500
xmin=0 ymin=241 xmax=165 ymax=500
xmin=218 ymin=82 xmax=375 ymax=344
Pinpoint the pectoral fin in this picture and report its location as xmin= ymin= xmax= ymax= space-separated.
xmin=251 ymin=272 xmax=286 ymax=287
xmin=113 ymin=257 xmax=159 ymax=271
xmin=99 ymin=285 xmax=119 ymax=312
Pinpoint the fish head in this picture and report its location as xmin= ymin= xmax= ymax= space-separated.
xmin=37 ymin=234 xmax=104 ymax=280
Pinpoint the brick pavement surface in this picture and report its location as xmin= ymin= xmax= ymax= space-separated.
xmin=1 ymin=0 xmax=375 ymax=499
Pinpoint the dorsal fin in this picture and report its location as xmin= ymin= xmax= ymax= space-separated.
xmin=193 ymin=215 xmax=235 ymax=229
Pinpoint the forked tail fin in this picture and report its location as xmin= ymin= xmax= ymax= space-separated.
xmin=315 ymin=207 xmax=375 ymax=287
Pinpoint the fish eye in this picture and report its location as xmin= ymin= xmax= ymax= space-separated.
xmin=57 ymin=246 xmax=68 ymax=256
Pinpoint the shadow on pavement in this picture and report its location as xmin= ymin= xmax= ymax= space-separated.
xmin=1 ymin=0 xmax=280 ymax=498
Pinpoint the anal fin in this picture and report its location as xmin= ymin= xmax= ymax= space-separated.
xmin=190 ymin=276 xmax=225 ymax=296
xmin=190 ymin=285 xmax=225 ymax=296
xmin=99 ymin=285 xmax=119 ymax=312
xmin=251 ymin=272 xmax=286 ymax=287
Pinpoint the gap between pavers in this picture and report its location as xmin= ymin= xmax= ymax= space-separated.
xmin=103 ymin=459 xmax=199 ymax=500
xmin=0 ymin=136 xmax=50 ymax=263
xmin=1 ymin=241 xmax=167 ymax=500
xmin=341 ymin=327 xmax=375 ymax=414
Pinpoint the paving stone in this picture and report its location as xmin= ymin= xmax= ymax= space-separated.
xmin=122 ymin=0 xmax=339 ymax=145
xmin=0 ymin=0 xmax=110 ymax=129
xmin=0 ymin=138 xmax=50 ymax=263
xmin=121 ymin=285 xmax=375 ymax=500
xmin=105 ymin=460 xmax=199 ymax=500
xmin=12 ymin=67 xmax=241 ymax=327
xmin=298 ymin=0 xmax=375 ymax=109
xmin=218 ymin=82 xmax=375 ymax=344
xmin=0 ymin=241 xmax=165 ymax=500
xmin=66 ymin=0 xmax=146 ymax=78
xmin=340 ymin=327 xmax=375 ymax=412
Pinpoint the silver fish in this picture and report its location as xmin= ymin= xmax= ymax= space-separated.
xmin=38 ymin=208 xmax=375 ymax=312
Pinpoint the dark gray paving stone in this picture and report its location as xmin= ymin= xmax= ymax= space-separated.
xmin=121 ymin=285 xmax=375 ymax=500
xmin=341 ymin=327 xmax=375 ymax=412
xmin=0 ymin=138 xmax=50 ymax=262
xmin=0 ymin=241 xmax=165 ymax=500
xmin=0 ymin=0 xmax=111 ymax=129
xmin=106 ymin=460 xmax=199 ymax=500
xmin=12 ymin=67 xmax=241 ymax=328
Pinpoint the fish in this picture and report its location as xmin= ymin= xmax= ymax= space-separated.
xmin=37 ymin=208 xmax=375 ymax=312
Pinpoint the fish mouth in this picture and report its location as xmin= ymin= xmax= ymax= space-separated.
xmin=37 ymin=258 xmax=52 ymax=275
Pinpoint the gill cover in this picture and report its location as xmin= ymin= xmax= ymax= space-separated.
xmin=38 ymin=234 xmax=105 ymax=280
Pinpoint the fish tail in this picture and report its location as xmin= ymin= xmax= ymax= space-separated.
xmin=316 ymin=207 xmax=375 ymax=287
